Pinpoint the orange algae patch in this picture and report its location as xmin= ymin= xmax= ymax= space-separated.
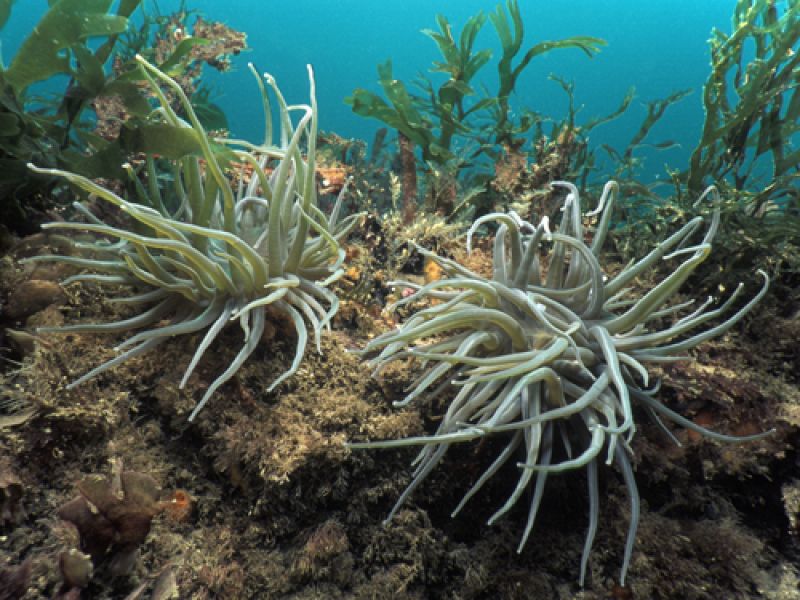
xmin=159 ymin=489 xmax=194 ymax=522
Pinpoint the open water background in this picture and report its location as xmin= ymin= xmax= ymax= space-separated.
xmin=3 ymin=1 xmax=743 ymax=184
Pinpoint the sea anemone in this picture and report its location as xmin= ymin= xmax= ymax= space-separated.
xmin=350 ymin=180 xmax=771 ymax=585
xmin=27 ymin=56 xmax=358 ymax=421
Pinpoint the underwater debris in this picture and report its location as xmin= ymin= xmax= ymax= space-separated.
xmin=351 ymin=180 xmax=771 ymax=586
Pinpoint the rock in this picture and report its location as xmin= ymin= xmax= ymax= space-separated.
xmin=10 ymin=232 xmax=73 ymax=260
xmin=4 ymin=329 xmax=38 ymax=357
xmin=29 ymin=262 xmax=76 ymax=283
xmin=0 ymin=463 xmax=25 ymax=527
xmin=5 ymin=280 xmax=67 ymax=320
xmin=59 ymin=549 xmax=93 ymax=589
xmin=0 ymin=558 xmax=31 ymax=600
xmin=0 ymin=224 xmax=18 ymax=254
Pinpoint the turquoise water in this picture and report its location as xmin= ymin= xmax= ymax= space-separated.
xmin=3 ymin=1 xmax=737 ymax=183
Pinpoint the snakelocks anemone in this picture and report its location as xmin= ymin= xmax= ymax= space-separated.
xmin=27 ymin=56 xmax=358 ymax=421
xmin=350 ymin=181 xmax=771 ymax=585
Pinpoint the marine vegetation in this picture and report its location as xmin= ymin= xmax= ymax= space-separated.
xmin=0 ymin=0 xmax=140 ymax=229
xmin=614 ymin=0 xmax=799 ymax=296
xmin=0 ymin=0 xmax=245 ymax=233
xmin=347 ymin=0 xmax=604 ymax=162
xmin=486 ymin=79 xmax=691 ymax=224
xmin=27 ymin=56 xmax=358 ymax=421
xmin=682 ymin=0 xmax=800 ymax=294
xmin=351 ymin=181 xmax=771 ymax=585
xmin=111 ymin=0 xmax=247 ymax=133
xmin=53 ymin=459 xmax=186 ymax=597
xmin=346 ymin=0 xmax=604 ymax=218
xmin=684 ymin=0 xmax=799 ymax=202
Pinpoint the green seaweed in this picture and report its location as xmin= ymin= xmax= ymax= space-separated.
xmin=685 ymin=0 xmax=800 ymax=207
xmin=488 ymin=1 xmax=604 ymax=148
xmin=3 ymin=0 xmax=129 ymax=92
xmin=0 ymin=0 xmax=143 ymax=229
xmin=346 ymin=0 xmax=604 ymax=168
xmin=0 ymin=0 xmax=243 ymax=233
xmin=0 ymin=0 xmax=15 ymax=32
xmin=348 ymin=59 xmax=449 ymax=164
xmin=611 ymin=0 xmax=800 ymax=294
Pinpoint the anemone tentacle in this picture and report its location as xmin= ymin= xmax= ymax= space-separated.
xmin=351 ymin=181 xmax=771 ymax=586
xmin=27 ymin=57 xmax=359 ymax=421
